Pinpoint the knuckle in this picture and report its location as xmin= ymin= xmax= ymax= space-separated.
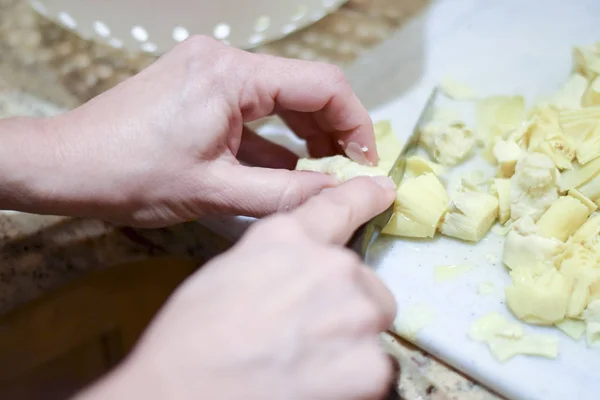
xmin=182 ymin=34 xmax=221 ymax=52
xmin=319 ymin=63 xmax=347 ymax=84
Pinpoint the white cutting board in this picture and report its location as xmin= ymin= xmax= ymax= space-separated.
xmin=200 ymin=1 xmax=600 ymax=399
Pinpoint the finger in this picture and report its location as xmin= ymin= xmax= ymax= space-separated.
xmin=357 ymin=266 xmax=397 ymax=331
xmin=291 ymin=176 xmax=396 ymax=245
xmin=240 ymin=54 xmax=378 ymax=165
xmin=237 ymin=126 xmax=299 ymax=169
xmin=311 ymin=338 xmax=392 ymax=399
xmin=203 ymin=163 xmax=337 ymax=217
xmin=276 ymin=109 xmax=341 ymax=159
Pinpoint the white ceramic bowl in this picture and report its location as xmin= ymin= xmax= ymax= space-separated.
xmin=27 ymin=0 xmax=346 ymax=54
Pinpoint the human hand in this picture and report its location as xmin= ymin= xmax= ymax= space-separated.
xmin=78 ymin=176 xmax=397 ymax=400
xmin=29 ymin=35 xmax=377 ymax=227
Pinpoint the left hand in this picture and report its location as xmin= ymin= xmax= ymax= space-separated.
xmin=23 ymin=35 xmax=377 ymax=227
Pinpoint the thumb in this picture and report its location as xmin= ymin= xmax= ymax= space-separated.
xmin=204 ymin=163 xmax=337 ymax=217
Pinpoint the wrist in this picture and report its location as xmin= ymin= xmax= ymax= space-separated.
xmin=0 ymin=116 xmax=65 ymax=214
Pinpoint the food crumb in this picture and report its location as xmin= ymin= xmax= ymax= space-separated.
xmin=478 ymin=282 xmax=495 ymax=295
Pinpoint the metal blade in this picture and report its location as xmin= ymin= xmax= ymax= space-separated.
xmin=346 ymin=87 xmax=439 ymax=259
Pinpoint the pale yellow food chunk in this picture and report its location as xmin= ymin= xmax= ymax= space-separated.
xmin=477 ymin=96 xmax=525 ymax=161
xmin=568 ymin=188 xmax=598 ymax=213
xmin=582 ymin=76 xmax=600 ymax=107
xmin=460 ymin=170 xmax=489 ymax=192
xmin=393 ymin=303 xmax=435 ymax=340
xmin=434 ymin=264 xmax=475 ymax=282
xmin=490 ymin=178 xmax=511 ymax=224
xmin=468 ymin=313 xmax=559 ymax=362
xmin=296 ymin=120 xmax=403 ymax=179
xmin=373 ymin=120 xmax=403 ymax=172
xmin=559 ymin=156 xmax=600 ymax=191
xmin=296 ymin=155 xmax=385 ymax=181
xmin=558 ymin=244 xmax=599 ymax=275
xmin=578 ymin=175 xmax=600 ymax=203
xmin=509 ymin=153 xmax=559 ymax=221
xmin=440 ymin=190 xmax=498 ymax=242
xmin=536 ymin=195 xmax=591 ymax=241
xmin=502 ymin=216 xmax=563 ymax=272
xmin=382 ymin=173 xmax=448 ymax=238
xmin=469 ymin=313 xmax=523 ymax=341
xmin=583 ymin=300 xmax=600 ymax=347
xmin=548 ymin=73 xmax=588 ymax=110
xmin=506 ymin=269 xmax=571 ymax=325
xmin=477 ymin=96 xmax=525 ymax=139
xmin=555 ymin=319 xmax=586 ymax=340
xmin=405 ymin=155 xmax=445 ymax=177
xmin=420 ymin=119 xmax=475 ymax=166
xmin=492 ymin=139 xmax=522 ymax=178
xmin=439 ymin=76 xmax=478 ymax=100
xmin=534 ymin=129 xmax=576 ymax=171
xmin=573 ymin=45 xmax=600 ymax=80
xmin=568 ymin=213 xmax=600 ymax=247
xmin=478 ymin=282 xmax=496 ymax=295
xmin=574 ymin=123 xmax=600 ymax=166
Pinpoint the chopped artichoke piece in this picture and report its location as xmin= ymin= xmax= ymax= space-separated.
xmin=506 ymin=268 xmax=571 ymax=325
xmin=559 ymin=156 xmax=600 ymax=191
xmin=460 ymin=170 xmax=489 ymax=192
xmin=568 ymin=188 xmax=598 ymax=213
xmin=507 ymin=118 xmax=536 ymax=149
xmin=558 ymin=244 xmax=599 ymax=275
xmin=575 ymin=123 xmax=600 ymax=165
xmin=510 ymin=153 xmax=559 ymax=221
xmin=490 ymin=178 xmax=511 ymax=224
xmin=502 ymin=218 xmax=563 ymax=271
xmin=534 ymin=129 xmax=576 ymax=170
xmin=578 ymin=175 xmax=600 ymax=201
xmin=420 ymin=119 xmax=475 ymax=166
xmin=492 ymin=139 xmax=522 ymax=177
xmin=583 ymin=300 xmax=600 ymax=347
xmin=568 ymin=279 xmax=591 ymax=318
xmin=440 ymin=190 xmax=498 ymax=242
xmin=469 ymin=313 xmax=559 ymax=362
xmin=582 ymin=76 xmax=600 ymax=107
xmin=477 ymin=95 xmax=525 ymax=139
xmin=573 ymin=45 xmax=600 ymax=80
xmin=536 ymin=195 xmax=591 ymax=241
xmin=554 ymin=319 xmax=586 ymax=340
xmin=559 ymin=106 xmax=600 ymax=124
xmin=405 ymin=155 xmax=445 ymax=177
xmin=373 ymin=120 xmax=403 ymax=172
xmin=548 ymin=73 xmax=589 ymax=110
xmin=568 ymin=213 xmax=600 ymax=250
xmin=439 ymin=76 xmax=478 ymax=100
xmin=382 ymin=173 xmax=448 ymax=238
xmin=296 ymin=155 xmax=385 ymax=181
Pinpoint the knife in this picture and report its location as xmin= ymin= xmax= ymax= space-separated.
xmin=346 ymin=88 xmax=438 ymax=400
xmin=346 ymin=87 xmax=439 ymax=258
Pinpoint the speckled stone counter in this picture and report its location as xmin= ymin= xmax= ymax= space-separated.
xmin=0 ymin=1 xmax=504 ymax=399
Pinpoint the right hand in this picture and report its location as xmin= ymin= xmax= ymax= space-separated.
xmin=79 ymin=176 xmax=398 ymax=400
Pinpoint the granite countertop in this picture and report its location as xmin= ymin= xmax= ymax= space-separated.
xmin=0 ymin=1 xmax=504 ymax=399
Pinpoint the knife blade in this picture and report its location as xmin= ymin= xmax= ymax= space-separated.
xmin=346 ymin=87 xmax=439 ymax=258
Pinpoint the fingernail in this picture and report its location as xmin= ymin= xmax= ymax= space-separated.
xmin=371 ymin=176 xmax=396 ymax=191
xmin=345 ymin=142 xmax=372 ymax=166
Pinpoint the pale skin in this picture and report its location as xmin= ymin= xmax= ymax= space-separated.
xmin=0 ymin=36 xmax=398 ymax=399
